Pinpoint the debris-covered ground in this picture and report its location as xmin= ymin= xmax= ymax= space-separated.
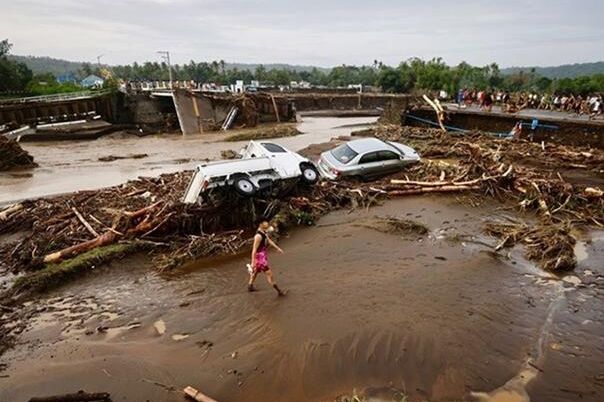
xmin=353 ymin=124 xmax=603 ymax=272
xmin=0 ymin=136 xmax=37 ymax=171
xmin=0 ymin=120 xmax=603 ymax=402
xmin=1 ymin=125 xmax=602 ymax=300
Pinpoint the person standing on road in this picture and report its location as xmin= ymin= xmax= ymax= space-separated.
xmin=456 ymin=88 xmax=465 ymax=108
xmin=483 ymin=92 xmax=494 ymax=112
xmin=248 ymin=218 xmax=286 ymax=296
xmin=591 ymin=96 xmax=602 ymax=119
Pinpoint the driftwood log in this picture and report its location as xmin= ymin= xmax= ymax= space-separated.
xmin=28 ymin=390 xmax=111 ymax=402
xmin=42 ymin=202 xmax=163 ymax=263
xmin=0 ymin=203 xmax=23 ymax=221
xmin=184 ymin=386 xmax=219 ymax=402
xmin=43 ymin=231 xmax=118 ymax=263
xmin=388 ymin=185 xmax=481 ymax=196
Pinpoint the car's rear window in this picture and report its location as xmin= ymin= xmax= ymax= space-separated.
xmin=262 ymin=143 xmax=286 ymax=153
xmin=387 ymin=141 xmax=405 ymax=156
xmin=331 ymin=144 xmax=358 ymax=164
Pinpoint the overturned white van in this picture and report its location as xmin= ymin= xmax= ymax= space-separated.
xmin=182 ymin=141 xmax=319 ymax=204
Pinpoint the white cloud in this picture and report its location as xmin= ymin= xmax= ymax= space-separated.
xmin=2 ymin=0 xmax=603 ymax=67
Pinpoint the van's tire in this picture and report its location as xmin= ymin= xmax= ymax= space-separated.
xmin=233 ymin=176 xmax=256 ymax=197
xmin=257 ymin=179 xmax=273 ymax=191
xmin=300 ymin=164 xmax=319 ymax=184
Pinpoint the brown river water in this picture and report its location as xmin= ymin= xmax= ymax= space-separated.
xmin=1 ymin=117 xmax=603 ymax=401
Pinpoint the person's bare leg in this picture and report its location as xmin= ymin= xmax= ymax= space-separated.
xmin=248 ymin=272 xmax=258 ymax=292
xmin=265 ymin=268 xmax=285 ymax=296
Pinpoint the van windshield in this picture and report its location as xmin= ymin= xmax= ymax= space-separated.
xmin=331 ymin=144 xmax=358 ymax=164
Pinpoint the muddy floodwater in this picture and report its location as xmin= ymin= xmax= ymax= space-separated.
xmin=1 ymin=196 xmax=602 ymax=402
xmin=0 ymin=116 xmax=376 ymax=204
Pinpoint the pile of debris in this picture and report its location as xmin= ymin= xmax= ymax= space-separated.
xmin=359 ymin=124 xmax=603 ymax=271
xmin=355 ymin=124 xmax=604 ymax=173
xmin=1 ymin=125 xmax=602 ymax=302
xmin=0 ymin=172 xmax=382 ymax=299
xmin=0 ymin=136 xmax=37 ymax=171
xmin=485 ymin=221 xmax=577 ymax=271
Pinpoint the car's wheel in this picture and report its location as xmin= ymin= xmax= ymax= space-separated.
xmin=233 ymin=176 xmax=256 ymax=197
xmin=300 ymin=164 xmax=319 ymax=184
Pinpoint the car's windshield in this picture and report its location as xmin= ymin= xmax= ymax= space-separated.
xmin=331 ymin=144 xmax=358 ymax=164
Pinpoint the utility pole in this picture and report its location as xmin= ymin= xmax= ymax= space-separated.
xmin=96 ymin=54 xmax=104 ymax=67
xmin=157 ymin=50 xmax=173 ymax=89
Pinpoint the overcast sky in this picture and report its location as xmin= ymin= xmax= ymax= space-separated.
xmin=3 ymin=0 xmax=603 ymax=67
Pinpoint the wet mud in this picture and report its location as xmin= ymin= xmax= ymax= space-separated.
xmin=1 ymin=197 xmax=602 ymax=402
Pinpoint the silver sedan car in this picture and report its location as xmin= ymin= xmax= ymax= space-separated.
xmin=317 ymin=138 xmax=420 ymax=180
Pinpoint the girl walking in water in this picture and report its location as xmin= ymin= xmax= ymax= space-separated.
xmin=248 ymin=219 xmax=286 ymax=296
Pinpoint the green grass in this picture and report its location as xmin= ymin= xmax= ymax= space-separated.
xmin=10 ymin=242 xmax=142 ymax=296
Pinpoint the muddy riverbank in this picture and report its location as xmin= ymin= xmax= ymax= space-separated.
xmin=1 ymin=196 xmax=602 ymax=402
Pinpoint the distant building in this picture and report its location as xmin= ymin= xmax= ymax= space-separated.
xmin=290 ymin=80 xmax=311 ymax=89
xmin=56 ymin=73 xmax=78 ymax=84
xmin=81 ymin=74 xmax=104 ymax=88
xmin=233 ymin=80 xmax=245 ymax=93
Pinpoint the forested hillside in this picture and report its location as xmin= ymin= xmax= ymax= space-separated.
xmin=9 ymin=55 xmax=84 ymax=76
xmin=11 ymin=54 xmax=603 ymax=80
xmin=502 ymin=62 xmax=604 ymax=79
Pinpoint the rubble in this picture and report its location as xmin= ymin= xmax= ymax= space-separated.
xmin=485 ymin=221 xmax=577 ymax=271
xmin=0 ymin=136 xmax=37 ymax=171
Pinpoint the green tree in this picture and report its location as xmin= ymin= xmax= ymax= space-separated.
xmin=0 ymin=39 xmax=33 ymax=92
xmin=377 ymin=67 xmax=404 ymax=93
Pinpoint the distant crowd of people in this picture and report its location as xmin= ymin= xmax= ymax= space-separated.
xmin=454 ymin=89 xmax=603 ymax=119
